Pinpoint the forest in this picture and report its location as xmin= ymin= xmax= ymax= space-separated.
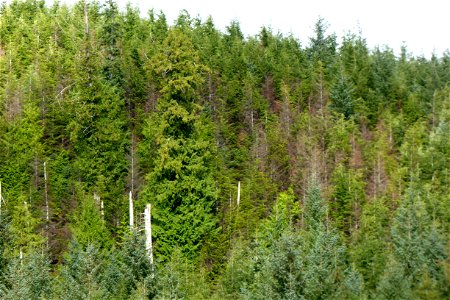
xmin=0 ymin=0 xmax=448 ymax=299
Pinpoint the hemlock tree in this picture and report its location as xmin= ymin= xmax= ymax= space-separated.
xmin=350 ymin=197 xmax=390 ymax=292
xmin=141 ymin=28 xmax=218 ymax=260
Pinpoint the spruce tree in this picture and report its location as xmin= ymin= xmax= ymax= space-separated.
xmin=0 ymin=251 xmax=52 ymax=300
xmin=55 ymin=243 xmax=106 ymax=300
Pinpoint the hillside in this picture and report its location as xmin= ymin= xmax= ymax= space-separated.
xmin=0 ymin=1 xmax=448 ymax=299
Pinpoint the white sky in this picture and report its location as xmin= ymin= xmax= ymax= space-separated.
xmin=55 ymin=0 xmax=449 ymax=57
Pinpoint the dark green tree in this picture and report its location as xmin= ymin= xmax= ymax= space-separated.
xmin=330 ymin=74 xmax=355 ymax=119
xmin=67 ymin=2 xmax=129 ymax=227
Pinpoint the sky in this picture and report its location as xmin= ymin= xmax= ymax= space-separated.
xmin=53 ymin=0 xmax=449 ymax=57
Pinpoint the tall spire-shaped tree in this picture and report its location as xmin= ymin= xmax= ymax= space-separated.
xmin=141 ymin=28 xmax=218 ymax=260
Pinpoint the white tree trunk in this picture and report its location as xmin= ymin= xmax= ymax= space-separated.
xmin=129 ymin=191 xmax=134 ymax=230
xmin=237 ymin=181 xmax=241 ymax=206
xmin=84 ymin=1 xmax=89 ymax=35
xmin=44 ymin=162 xmax=49 ymax=222
xmin=144 ymin=204 xmax=153 ymax=264
xmin=44 ymin=162 xmax=49 ymax=248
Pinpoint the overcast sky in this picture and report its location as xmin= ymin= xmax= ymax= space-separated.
xmin=53 ymin=0 xmax=448 ymax=57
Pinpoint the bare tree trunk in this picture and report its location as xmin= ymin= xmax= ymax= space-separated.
xmin=44 ymin=162 xmax=49 ymax=248
xmin=131 ymin=133 xmax=135 ymax=193
xmin=44 ymin=163 xmax=49 ymax=221
xmin=237 ymin=181 xmax=241 ymax=207
xmin=129 ymin=191 xmax=134 ymax=230
xmin=144 ymin=204 xmax=153 ymax=264
xmin=84 ymin=1 xmax=89 ymax=36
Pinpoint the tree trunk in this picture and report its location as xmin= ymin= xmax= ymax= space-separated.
xmin=84 ymin=1 xmax=89 ymax=36
xmin=144 ymin=204 xmax=153 ymax=264
xmin=237 ymin=181 xmax=241 ymax=207
xmin=129 ymin=191 xmax=134 ymax=230
xmin=44 ymin=162 xmax=49 ymax=248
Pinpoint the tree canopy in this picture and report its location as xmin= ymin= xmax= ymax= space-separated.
xmin=0 ymin=1 xmax=448 ymax=299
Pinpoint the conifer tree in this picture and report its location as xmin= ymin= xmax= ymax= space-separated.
xmin=70 ymin=190 xmax=111 ymax=249
xmin=6 ymin=195 xmax=45 ymax=259
xmin=330 ymin=74 xmax=355 ymax=119
xmin=55 ymin=243 xmax=106 ymax=300
xmin=141 ymin=28 xmax=218 ymax=260
xmin=377 ymin=183 xmax=447 ymax=297
xmin=0 ymin=251 xmax=52 ymax=300
xmin=68 ymin=1 xmax=129 ymax=226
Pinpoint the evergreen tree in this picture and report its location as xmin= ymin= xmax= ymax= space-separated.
xmin=55 ymin=243 xmax=106 ymax=300
xmin=350 ymin=197 xmax=390 ymax=292
xmin=0 ymin=208 xmax=11 ymax=288
xmin=0 ymin=251 xmax=52 ymax=300
xmin=0 ymin=2 xmax=448 ymax=296
xmin=330 ymin=163 xmax=365 ymax=235
xmin=141 ymin=28 xmax=218 ymax=260
xmin=330 ymin=74 xmax=355 ymax=119
xmin=66 ymin=0 xmax=129 ymax=229
xmin=377 ymin=184 xmax=448 ymax=297
xmin=302 ymin=181 xmax=358 ymax=299
xmin=9 ymin=196 xmax=45 ymax=257
xmin=70 ymin=190 xmax=111 ymax=249
xmin=118 ymin=232 xmax=155 ymax=298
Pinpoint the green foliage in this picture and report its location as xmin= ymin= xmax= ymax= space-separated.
xmin=70 ymin=190 xmax=111 ymax=249
xmin=0 ymin=103 xmax=44 ymax=199
xmin=221 ymin=183 xmax=363 ymax=299
xmin=141 ymin=28 xmax=218 ymax=260
xmin=118 ymin=232 xmax=155 ymax=297
xmin=0 ymin=210 xmax=11 ymax=289
xmin=302 ymin=181 xmax=359 ymax=299
xmin=9 ymin=197 xmax=45 ymax=257
xmin=376 ymin=257 xmax=413 ymax=300
xmin=0 ymin=1 xmax=448 ymax=297
xmin=154 ymin=248 xmax=211 ymax=299
xmin=55 ymin=243 xmax=106 ymax=300
xmin=350 ymin=197 xmax=390 ymax=290
xmin=304 ymin=180 xmax=327 ymax=231
xmin=330 ymin=74 xmax=355 ymax=119
xmin=330 ymin=164 xmax=366 ymax=234
xmin=0 ymin=251 xmax=52 ymax=300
